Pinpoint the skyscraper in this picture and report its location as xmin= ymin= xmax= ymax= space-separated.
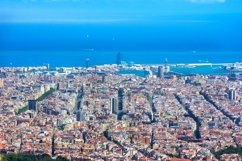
xmin=110 ymin=97 xmax=118 ymax=114
xmin=28 ymin=100 xmax=38 ymax=111
xmin=76 ymin=110 xmax=81 ymax=121
xmin=228 ymin=89 xmax=236 ymax=100
xmin=45 ymin=64 xmax=50 ymax=70
xmin=118 ymin=88 xmax=125 ymax=112
xmin=56 ymin=83 xmax=60 ymax=90
xmin=0 ymin=78 xmax=3 ymax=88
xmin=157 ymin=66 xmax=164 ymax=78
xmin=76 ymin=109 xmax=85 ymax=121
xmin=102 ymin=75 xmax=105 ymax=83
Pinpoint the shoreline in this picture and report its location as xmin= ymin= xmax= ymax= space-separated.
xmin=0 ymin=62 xmax=240 ymax=68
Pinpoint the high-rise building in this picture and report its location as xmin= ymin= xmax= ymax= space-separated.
xmin=110 ymin=97 xmax=118 ymax=114
xmin=164 ymin=66 xmax=170 ymax=73
xmin=45 ymin=64 xmax=50 ymax=70
xmin=118 ymin=88 xmax=125 ymax=112
xmin=51 ymin=133 xmax=55 ymax=157
xmin=102 ymin=75 xmax=105 ymax=83
xmin=28 ymin=100 xmax=38 ymax=111
xmin=228 ymin=89 xmax=236 ymax=100
xmin=80 ymin=84 xmax=85 ymax=96
xmin=157 ymin=66 xmax=164 ymax=78
xmin=76 ymin=109 xmax=85 ymax=121
xmin=76 ymin=110 xmax=81 ymax=121
xmin=0 ymin=78 xmax=3 ymax=88
xmin=56 ymin=83 xmax=60 ymax=90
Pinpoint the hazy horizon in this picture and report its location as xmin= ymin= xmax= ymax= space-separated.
xmin=0 ymin=0 xmax=242 ymax=51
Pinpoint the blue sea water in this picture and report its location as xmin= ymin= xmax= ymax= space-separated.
xmin=0 ymin=51 xmax=242 ymax=67
xmin=1 ymin=23 xmax=242 ymax=69
xmin=0 ymin=10 xmax=242 ymax=75
xmin=118 ymin=69 xmax=150 ymax=77
xmin=171 ymin=66 xmax=229 ymax=75
xmin=0 ymin=50 xmax=241 ymax=75
xmin=1 ymin=22 xmax=242 ymax=51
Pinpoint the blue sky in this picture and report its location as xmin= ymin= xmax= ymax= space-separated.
xmin=1 ymin=0 xmax=242 ymax=24
xmin=0 ymin=0 xmax=242 ymax=51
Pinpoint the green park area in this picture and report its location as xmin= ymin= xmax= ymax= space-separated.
xmin=15 ymin=88 xmax=55 ymax=115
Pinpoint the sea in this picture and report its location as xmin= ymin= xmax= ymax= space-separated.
xmin=1 ymin=22 xmax=242 ymax=75
xmin=0 ymin=50 xmax=242 ymax=75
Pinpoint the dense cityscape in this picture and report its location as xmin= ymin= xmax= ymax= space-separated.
xmin=1 ymin=0 xmax=242 ymax=160
xmin=0 ymin=61 xmax=241 ymax=161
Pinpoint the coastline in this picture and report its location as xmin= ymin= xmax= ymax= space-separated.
xmin=1 ymin=62 xmax=241 ymax=76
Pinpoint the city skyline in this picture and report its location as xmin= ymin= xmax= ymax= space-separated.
xmin=0 ymin=1 xmax=242 ymax=161
xmin=0 ymin=63 xmax=241 ymax=161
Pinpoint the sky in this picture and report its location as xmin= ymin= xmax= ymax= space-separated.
xmin=0 ymin=0 xmax=242 ymax=51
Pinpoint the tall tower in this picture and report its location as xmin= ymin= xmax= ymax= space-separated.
xmin=28 ymin=100 xmax=38 ymax=111
xmin=164 ymin=58 xmax=168 ymax=67
xmin=0 ymin=78 xmax=3 ymax=88
xmin=76 ymin=110 xmax=81 ymax=121
xmin=45 ymin=64 xmax=50 ymax=70
xmin=157 ymin=66 xmax=164 ymax=78
xmin=228 ymin=89 xmax=236 ymax=100
xmin=110 ymin=97 xmax=118 ymax=114
xmin=116 ymin=52 xmax=122 ymax=65
xmin=80 ymin=84 xmax=85 ymax=96
xmin=51 ymin=132 xmax=55 ymax=157
xmin=102 ymin=75 xmax=105 ymax=83
xmin=118 ymin=88 xmax=124 ymax=112
xmin=164 ymin=58 xmax=170 ymax=73
xmin=76 ymin=109 xmax=86 ymax=121
xmin=56 ymin=83 xmax=60 ymax=90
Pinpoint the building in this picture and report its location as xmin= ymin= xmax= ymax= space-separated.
xmin=0 ymin=78 xmax=3 ymax=88
xmin=28 ymin=100 xmax=38 ymax=111
xmin=164 ymin=58 xmax=170 ymax=73
xmin=110 ymin=97 xmax=118 ymax=114
xmin=76 ymin=109 xmax=85 ymax=121
xmin=228 ymin=89 xmax=236 ymax=100
xmin=56 ymin=83 xmax=60 ymax=90
xmin=118 ymin=88 xmax=125 ymax=112
xmin=164 ymin=65 xmax=170 ymax=73
xmin=157 ymin=66 xmax=165 ymax=78
xmin=45 ymin=64 xmax=50 ymax=70
xmin=76 ymin=110 xmax=82 ymax=121
xmin=102 ymin=75 xmax=105 ymax=83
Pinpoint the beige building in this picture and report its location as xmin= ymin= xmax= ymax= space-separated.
xmin=0 ymin=78 xmax=3 ymax=88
